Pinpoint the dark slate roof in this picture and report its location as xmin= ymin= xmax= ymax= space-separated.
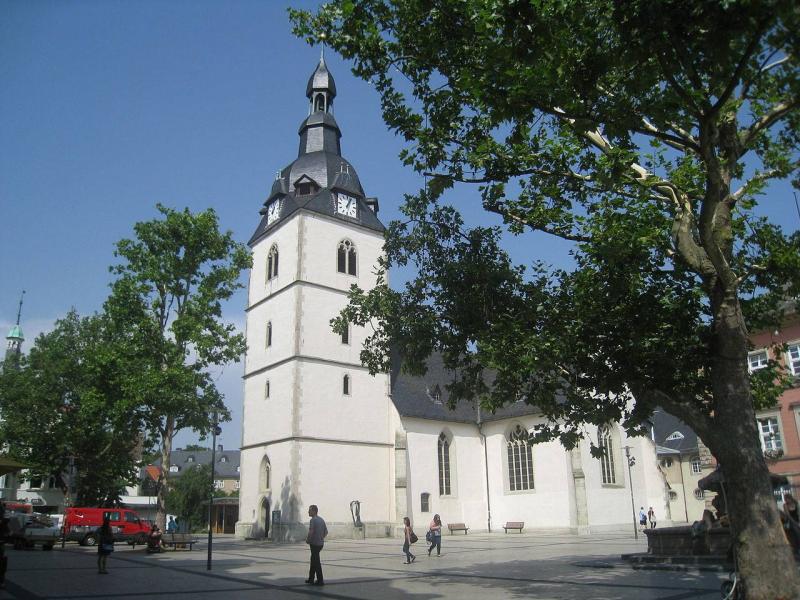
xmin=652 ymin=409 xmax=699 ymax=455
xmin=390 ymin=352 xmax=541 ymax=424
xmin=151 ymin=448 xmax=241 ymax=479
xmin=306 ymin=54 xmax=336 ymax=98
xmin=249 ymin=59 xmax=385 ymax=247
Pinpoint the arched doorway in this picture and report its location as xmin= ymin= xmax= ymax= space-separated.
xmin=260 ymin=498 xmax=270 ymax=539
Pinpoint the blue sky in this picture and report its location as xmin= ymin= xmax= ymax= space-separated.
xmin=0 ymin=0 xmax=422 ymax=449
xmin=2 ymin=1 xmax=799 ymax=450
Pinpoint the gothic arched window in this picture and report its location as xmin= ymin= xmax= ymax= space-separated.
xmin=343 ymin=374 xmax=350 ymax=395
xmin=266 ymin=321 xmax=273 ymax=348
xmin=598 ymin=425 xmax=617 ymax=485
xmin=259 ymin=456 xmax=271 ymax=492
xmin=267 ymin=245 xmax=279 ymax=281
xmin=507 ymin=425 xmax=534 ymax=491
xmin=438 ymin=432 xmax=451 ymax=495
xmin=337 ymin=240 xmax=357 ymax=275
xmin=314 ymin=93 xmax=325 ymax=113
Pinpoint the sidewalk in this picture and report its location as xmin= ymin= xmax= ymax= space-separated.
xmin=1 ymin=531 xmax=725 ymax=599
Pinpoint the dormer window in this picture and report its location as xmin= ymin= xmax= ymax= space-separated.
xmin=665 ymin=431 xmax=685 ymax=442
xmin=220 ymin=456 xmax=228 ymax=463
xmin=294 ymin=176 xmax=319 ymax=197
xmin=170 ymin=465 xmax=179 ymax=473
xmin=186 ymin=456 xmax=194 ymax=463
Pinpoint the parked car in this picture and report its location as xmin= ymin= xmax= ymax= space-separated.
xmin=63 ymin=507 xmax=150 ymax=546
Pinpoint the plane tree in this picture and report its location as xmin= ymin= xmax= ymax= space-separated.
xmin=290 ymin=1 xmax=800 ymax=596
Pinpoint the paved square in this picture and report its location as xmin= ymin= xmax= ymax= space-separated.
xmin=0 ymin=531 xmax=724 ymax=599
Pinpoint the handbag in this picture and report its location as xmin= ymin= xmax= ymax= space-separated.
xmin=425 ymin=530 xmax=433 ymax=543
xmin=409 ymin=531 xmax=418 ymax=544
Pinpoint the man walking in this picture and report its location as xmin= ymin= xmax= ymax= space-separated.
xmin=305 ymin=505 xmax=328 ymax=586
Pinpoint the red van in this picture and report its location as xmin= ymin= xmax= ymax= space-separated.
xmin=63 ymin=507 xmax=150 ymax=546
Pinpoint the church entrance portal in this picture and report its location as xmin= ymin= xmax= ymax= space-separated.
xmin=260 ymin=498 xmax=270 ymax=539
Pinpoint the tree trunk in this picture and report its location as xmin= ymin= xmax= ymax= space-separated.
xmin=156 ymin=417 xmax=175 ymax=531
xmin=708 ymin=292 xmax=800 ymax=599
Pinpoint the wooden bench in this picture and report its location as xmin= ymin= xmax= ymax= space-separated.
xmin=447 ymin=523 xmax=469 ymax=535
xmin=503 ymin=521 xmax=524 ymax=533
xmin=162 ymin=533 xmax=198 ymax=550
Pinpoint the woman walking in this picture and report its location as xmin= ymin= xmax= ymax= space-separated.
xmin=427 ymin=514 xmax=442 ymax=556
xmin=402 ymin=517 xmax=416 ymax=564
xmin=97 ymin=516 xmax=114 ymax=574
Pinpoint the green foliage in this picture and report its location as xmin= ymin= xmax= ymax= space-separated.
xmin=293 ymin=0 xmax=800 ymax=445
xmin=166 ymin=464 xmax=211 ymax=532
xmin=295 ymin=3 xmax=800 ymax=590
xmin=104 ymin=204 xmax=251 ymax=525
xmin=0 ymin=310 xmax=145 ymax=506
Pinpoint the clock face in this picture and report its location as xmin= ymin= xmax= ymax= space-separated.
xmin=267 ymin=200 xmax=281 ymax=225
xmin=336 ymin=193 xmax=358 ymax=218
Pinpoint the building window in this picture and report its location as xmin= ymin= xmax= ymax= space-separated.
xmin=341 ymin=321 xmax=350 ymax=345
xmin=598 ymin=425 xmax=617 ymax=485
xmin=259 ymin=456 xmax=271 ymax=492
xmin=337 ymin=240 xmax=357 ymax=275
xmin=267 ymin=245 xmax=279 ymax=281
xmin=668 ymin=490 xmax=678 ymax=500
xmin=665 ymin=431 xmax=684 ymax=441
xmin=234 ymin=480 xmax=240 ymax=490
xmin=757 ymin=416 xmax=783 ymax=452
xmin=694 ymin=488 xmax=704 ymax=500
xmin=266 ymin=321 xmax=272 ymax=347
xmin=748 ymin=349 xmax=768 ymax=371
xmin=169 ymin=465 xmax=179 ymax=473
xmin=691 ymin=457 xmax=702 ymax=474
xmin=187 ymin=456 xmax=194 ymax=463
xmin=220 ymin=456 xmax=227 ymax=463
xmin=421 ymin=493 xmax=430 ymax=513
xmin=507 ymin=425 xmax=534 ymax=491
xmin=343 ymin=374 xmax=350 ymax=395
xmin=29 ymin=475 xmax=42 ymax=489
xmin=265 ymin=380 xmax=270 ymax=399
xmin=787 ymin=343 xmax=800 ymax=376
xmin=438 ymin=432 xmax=451 ymax=495
xmin=660 ymin=458 xmax=673 ymax=468
xmin=214 ymin=480 xmax=224 ymax=490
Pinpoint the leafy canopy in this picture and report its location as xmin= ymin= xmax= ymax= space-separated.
xmin=0 ymin=310 xmax=146 ymax=506
xmin=290 ymin=0 xmax=800 ymax=449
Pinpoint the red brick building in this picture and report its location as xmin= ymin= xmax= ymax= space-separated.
xmin=749 ymin=309 xmax=800 ymax=498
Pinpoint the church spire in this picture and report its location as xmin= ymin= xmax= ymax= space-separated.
xmin=298 ymin=54 xmax=342 ymax=157
xmin=306 ymin=52 xmax=337 ymax=115
xmin=5 ymin=290 xmax=25 ymax=362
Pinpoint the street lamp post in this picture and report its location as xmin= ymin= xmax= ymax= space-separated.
xmin=207 ymin=412 xmax=221 ymax=571
xmin=624 ymin=445 xmax=638 ymax=540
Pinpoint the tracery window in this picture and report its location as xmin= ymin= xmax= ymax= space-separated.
xmin=507 ymin=425 xmax=534 ymax=491
xmin=267 ymin=245 xmax=279 ymax=281
xmin=598 ymin=425 xmax=617 ymax=485
xmin=337 ymin=240 xmax=357 ymax=275
xmin=438 ymin=432 xmax=451 ymax=495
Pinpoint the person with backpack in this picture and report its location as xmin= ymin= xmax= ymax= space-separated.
xmin=402 ymin=516 xmax=417 ymax=564
xmin=427 ymin=514 xmax=442 ymax=557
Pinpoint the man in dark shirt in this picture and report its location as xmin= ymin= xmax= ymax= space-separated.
xmin=305 ymin=505 xmax=328 ymax=586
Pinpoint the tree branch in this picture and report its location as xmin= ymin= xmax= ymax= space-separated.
xmin=712 ymin=23 xmax=767 ymax=116
xmin=740 ymin=98 xmax=799 ymax=150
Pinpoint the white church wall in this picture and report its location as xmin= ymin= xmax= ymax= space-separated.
xmin=299 ymin=213 xmax=384 ymax=291
xmin=296 ymin=361 xmax=391 ymax=443
xmin=298 ymin=286 xmax=372 ymax=362
xmin=579 ymin=425 xmax=666 ymax=531
xmin=296 ymin=441 xmax=394 ymax=529
xmin=241 ymin=363 xmax=294 ymax=447
xmin=482 ymin=419 xmax=574 ymax=530
xmin=249 ymin=218 xmax=300 ymax=308
xmin=401 ymin=418 xmax=488 ymax=530
xmin=245 ymin=287 xmax=297 ymax=373
xmin=238 ymin=441 xmax=294 ymax=538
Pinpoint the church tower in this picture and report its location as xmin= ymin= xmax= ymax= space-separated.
xmin=237 ymin=56 xmax=396 ymax=540
xmin=4 ymin=291 xmax=25 ymax=366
